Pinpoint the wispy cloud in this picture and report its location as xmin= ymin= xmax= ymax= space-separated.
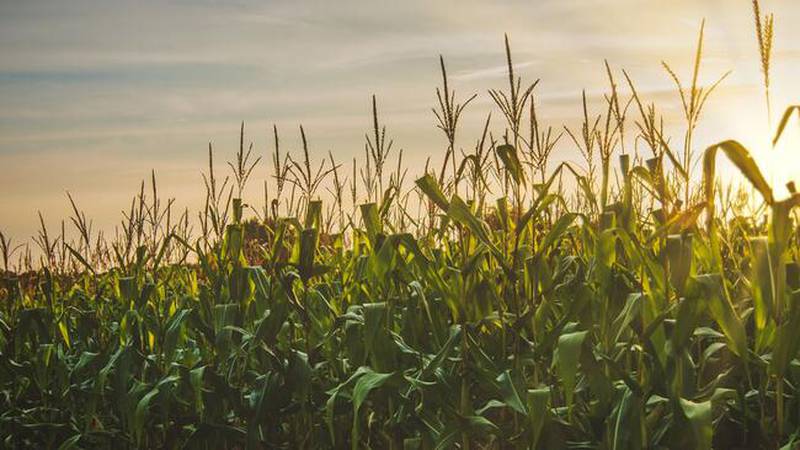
xmin=452 ymin=61 xmax=537 ymax=81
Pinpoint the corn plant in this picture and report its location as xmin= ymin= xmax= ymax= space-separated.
xmin=4 ymin=6 xmax=800 ymax=450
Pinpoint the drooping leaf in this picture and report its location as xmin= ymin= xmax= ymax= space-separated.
xmin=415 ymin=173 xmax=450 ymax=212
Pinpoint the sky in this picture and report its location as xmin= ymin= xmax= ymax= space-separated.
xmin=2 ymin=0 xmax=800 ymax=244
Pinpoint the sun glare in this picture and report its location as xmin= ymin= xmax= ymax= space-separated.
xmin=721 ymin=105 xmax=800 ymax=202
xmin=755 ymin=117 xmax=800 ymax=200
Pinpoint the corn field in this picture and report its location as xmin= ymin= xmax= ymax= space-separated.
xmin=3 ymin=4 xmax=800 ymax=449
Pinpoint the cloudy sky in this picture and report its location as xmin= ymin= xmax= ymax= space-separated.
xmin=2 ymin=0 xmax=800 ymax=242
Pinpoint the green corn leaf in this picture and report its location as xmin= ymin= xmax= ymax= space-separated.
xmin=611 ymin=387 xmax=643 ymax=450
xmin=770 ymin=291 xmax=800 ymax=377
xmin=690 ymin=274 xmax=748 ymax=359
xmin=163 ymin=308 xmax=192 ymax=360
xmin=666 ymin=234 xmax=692 ymax=294
xmin=495 ymin=370 xmax=527 ymax=415
xmin=415 ymin=173 xmax=450 ymax=212
xmin=57 ymin=434 xmax=82 ymax=450
xmin=133 ymin=386 xmax=161 ymax=446
xmin=527 ymin=387 xmax=550 ymax=448
xmin=679 ymin=398 xmax=712 ymax=450
xmin=557 ymin=329 xmax=588 ymax=411
xmin=535 ymin=213 xmax=577 ymax=263
xmin=749 ymin=236 xmax=773 ymax=332
xmin=294 ymin=228 xmax=319 ymax=281
xmin=305 ymin=199 xmax=322 ymax=229
xmin=57 ymin=319 xmax=70 ymax=349
xmin=352 ymin=369 xmax=397 ymax=417
xmin=447 ymin=195 xmax=501 ymax=257
xmin=213 ymin=303 xmax=239 ymax=352
xmin=496 ymin=144 xmax=524 ymax=185
xmin=224 ymin=223 xmax=245 ymax=262
xmin=773 ymin=105 xmax=800 ymax=147
xmin=65 ymin=243 xmax=95 ymax=275
xmin=360 ymin=202 xmax=382 ymax=242
xmin=189 ymin=366 xmax=206 ymax=417
xmin=325 ymin=366 xmax=371 ymax=446
xmin=612 ymin=293 xmax=643 ymax=344
xmin=328 ymin=365 xmax=401 ymax=450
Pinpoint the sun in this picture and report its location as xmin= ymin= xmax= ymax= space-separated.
xmin=753 ymin=118 xmax=800 ymax=200
xmin=723 ymin=107 xmax=800 ymax=202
